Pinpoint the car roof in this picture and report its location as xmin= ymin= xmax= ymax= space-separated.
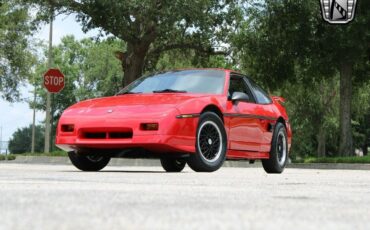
xmin=155 ymin=68 xmax=241 ymax=75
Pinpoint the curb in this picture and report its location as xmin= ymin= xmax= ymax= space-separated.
xmin=287 ymin=163 xmax=370 ymax=170
xmin=2 ymin=156 xmax=370 ymax=170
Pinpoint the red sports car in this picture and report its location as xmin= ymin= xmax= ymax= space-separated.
xmin=56 ymin=69 xmax=292 ymax=173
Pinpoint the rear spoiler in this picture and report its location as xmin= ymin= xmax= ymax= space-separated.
xmin=271 ymin=96 xmax=286 ymax=104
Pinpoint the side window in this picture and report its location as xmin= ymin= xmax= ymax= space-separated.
xmin=228 ymin=76 xmax=254 ymax=102
xmin=247 ymin=78 xmax=272 ymax=104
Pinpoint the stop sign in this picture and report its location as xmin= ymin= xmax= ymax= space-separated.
xmin=43 ymin=68 xmax=65 ymax=93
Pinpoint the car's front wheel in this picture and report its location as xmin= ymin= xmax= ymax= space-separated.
xmin=160 ymin=158 xmax=186 ymax=172
xmin=68 ymin=151 xmax=110 ymax=171
xmin=187 ymin=112 xmax=227 ymax=172
xmin=262 ymin=122 xmax=288 ymax=173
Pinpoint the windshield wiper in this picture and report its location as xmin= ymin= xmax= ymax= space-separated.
xmin=153 ymin=89 xmax=187 ymax=93
xmin=116 ymin=91 xmax=142 ymax=95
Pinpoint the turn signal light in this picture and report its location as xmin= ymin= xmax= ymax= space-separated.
xmin=61 ymin=124 xmax=74 ymax=132
xmin=140 ymin=123 xmax=159 ymax=131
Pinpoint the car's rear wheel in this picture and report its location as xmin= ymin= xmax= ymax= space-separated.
xmin=68 ymin=151 xmax=110 ymax=171
xmin=160 ymin=158 xmax=186 ymax=172
xmin=262 ymin=122 xmax=288 ymax=173
xmin=187 ymin=112 xmax=227 ymax=172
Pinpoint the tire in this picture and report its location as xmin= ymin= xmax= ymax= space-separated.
xmin=68 ymin=151 xmax=110 ymax=171
xmin=160 ymin=158 xmax=186 ymax=172
xmin=262 ymin=122 xmax=288 ymax=174
xmin=187 ymin=112 xmax=227 ymax=172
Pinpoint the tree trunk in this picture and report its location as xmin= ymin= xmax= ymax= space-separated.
xmin=122 ymin=43 xmax=150 ymax=87
xmin=317 ymin=125 xmax=326 ymax=157
xmin=339 ymin=62 xmax=353 ymax=157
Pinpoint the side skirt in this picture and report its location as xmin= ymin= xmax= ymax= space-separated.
xmin=226 ymin=149 xmax=270 ymax=160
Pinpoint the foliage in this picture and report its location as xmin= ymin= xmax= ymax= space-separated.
xmin=21 ymin=151 xmax=67 ymax=156
xmin=0 ymin=0 xmax=35 ymax=101
xmin=233 ymin=0 xmax=370 ymax=157
xmin=28 ymin=36 xmax=123 ymax=152
xmin=235 ymin=0 xmax=369 ymax=87
xmin=32 ymin=35 xmax=235 ymax=116
xmin=3 ymin=0 xmax=369 ymax=159
xmin=352 ymin=81 xmax=370 ymax=153
xmin=28 ymin=0 xmax=243 ymax=85
xmin=8 ymin=125 xmax=44 ymax=154
xmin=32 ymin=36 xmax=123 ymax=118
xmin=280 ymin=76 xmax=340 ymax=158
xmin=155 ymin=49 xmax=235 ymax=72
xmin=0 ymin=154 xmax=16 ymax=161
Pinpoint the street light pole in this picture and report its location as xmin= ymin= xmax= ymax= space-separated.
xmin=44 ymin=7 xmax=53 ymax=153
xmin=31 ymin=77 xmax=36 ymax=153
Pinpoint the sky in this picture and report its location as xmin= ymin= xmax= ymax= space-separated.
xmin=0 ymin=13 xmax=98 ymax=147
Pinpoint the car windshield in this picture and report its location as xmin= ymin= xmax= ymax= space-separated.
xmin=117 ymin=70 xmax=225 ymax=95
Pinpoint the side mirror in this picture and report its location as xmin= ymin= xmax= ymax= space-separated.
xmin=231 ymin=92 xmax=249 ymax=103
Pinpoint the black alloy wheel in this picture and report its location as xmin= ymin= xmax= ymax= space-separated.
xmin=187 ymin=112 xmax=227 ymax=172
xmin=68 ymin=151 xmax=110 ymax=171
xmin=160 ymin=158 xmax=187 ymax=172
xmin=262 ymin=122 xmax=288 ymax=173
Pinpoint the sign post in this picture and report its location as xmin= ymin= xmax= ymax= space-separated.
xmin=44 ymin=8 xmax=53 ymax=154
xmin=43 ymin=68 xmax=64 ymax=153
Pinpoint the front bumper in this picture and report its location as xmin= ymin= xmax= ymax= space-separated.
xmin=56 ymin=134 xmax=195 ymax=153
xmin=55 ymin=110 xmax=198 ymax=154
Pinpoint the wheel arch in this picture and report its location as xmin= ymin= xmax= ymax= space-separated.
xmin=275 ymin=116 xmax=291 ymax=155
xmin=201 ymin=104 xmax=224 ymax=123
xmin=276 ymin=116 xmax=286 ymax=128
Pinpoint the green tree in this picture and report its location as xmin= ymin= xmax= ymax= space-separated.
xmin=352 ymin=80 xmax=370 ymax=156
xmin=0 ymin=0 xmax=34 ymax=101
xmin=31 ymin=36 xmax=123 ymax=151
xmin=233 ymin=0 xmax=370 ymax=156
xmin=282 ymin=76 xmax=339 ymax=158
xmin=29 ymin=0 xmax=241 ymax=86
xmin=9 ymin=125 xmax=44 ymax=153
xmin=33 ymin=36 xmax=123 ymax=114
xmin=155 ymin=49 xmax=235 ymax=71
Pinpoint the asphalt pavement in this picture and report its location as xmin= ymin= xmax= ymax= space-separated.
xmin=0 ymin=163 xmax=369 ymax=230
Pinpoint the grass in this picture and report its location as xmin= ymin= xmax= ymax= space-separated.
xmin=0 ymin=151 xmax=68 ymax=161
xmin=20 ymin=151 xmax=68 ymax=157
xmin=0 ymin=154 xmax=16 ymax=161
xmin=294 ymin=155 xmax=370 ymax=164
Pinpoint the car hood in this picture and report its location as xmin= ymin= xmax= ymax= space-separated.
xmin=62 ymin=93 xmax=209 ymax=117
xmin=71 ymin=93 xmax=210 ymax=108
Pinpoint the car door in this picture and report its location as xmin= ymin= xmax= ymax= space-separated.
xmin=245 ymin=77 xmax=276 ymax=152
xmin=225 ymin=75 xmax=263 ymax=152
